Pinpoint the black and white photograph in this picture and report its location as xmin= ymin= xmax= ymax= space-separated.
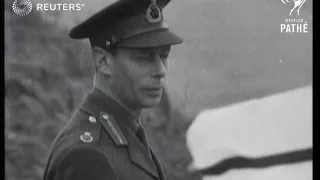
xmin=5 ymin=0 xmax=312 ymax=180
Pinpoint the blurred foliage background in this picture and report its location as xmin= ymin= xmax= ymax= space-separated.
xmin=5 ymin=0 xmax=312 ymax=180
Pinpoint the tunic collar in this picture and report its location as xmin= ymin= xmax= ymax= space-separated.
xmin=80 ymin=87 xmax=141 ymax=133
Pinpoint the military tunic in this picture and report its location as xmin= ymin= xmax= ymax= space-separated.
xmin=43 ymin=88 xmax=166 ymax=180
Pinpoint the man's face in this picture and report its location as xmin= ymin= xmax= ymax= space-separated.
xmin=110 ymin=45 xmax=171 ymax=110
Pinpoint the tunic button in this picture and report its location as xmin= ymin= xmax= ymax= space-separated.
xmin=89 ymin=116 xmax=97 ymax=123
xmin=103 ymin=113 xmax=109 ymax=120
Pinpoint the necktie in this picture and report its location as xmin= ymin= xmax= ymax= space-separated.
xmin=136 ymin=125 xmax=156 ymax=161
xmin=136 ymin=125 xmax=149 ymax=148
xmin=136 ymin=125 xmax=160 ymax=175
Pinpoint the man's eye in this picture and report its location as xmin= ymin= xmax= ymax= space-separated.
xmin=136 ymin=56 xmax=149 ymax=60
xmin=135 ymin=56 xmax=150 ymax=65
xmin=159 ymin=53 xmax=169 ymax=59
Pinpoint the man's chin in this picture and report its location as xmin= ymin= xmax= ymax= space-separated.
xmin=140 ymin=97 xmax=162 ymax=108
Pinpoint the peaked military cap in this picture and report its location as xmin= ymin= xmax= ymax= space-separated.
xmin=69 ymin=0 xmax=183 ymax=48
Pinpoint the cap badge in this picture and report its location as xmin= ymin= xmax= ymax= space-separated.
xmin=146 ymin=0 xmax=162 ymax=23
xmin=80 ymin=132 xmax=93 ymax=143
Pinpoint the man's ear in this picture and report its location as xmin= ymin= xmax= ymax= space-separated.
xmin=92 ymin=47 xmax=113 ymax=75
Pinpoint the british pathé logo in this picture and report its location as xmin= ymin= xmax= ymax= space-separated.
xmin=280 ymin=0 xmax=308 ymax=33
xmin=281 ymin=0 xmax=307 ymax=16
xmin=12 ymin=0 xmax=32 ymax=16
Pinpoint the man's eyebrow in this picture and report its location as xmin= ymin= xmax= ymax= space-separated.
xmin=130 ymin=48 xmax=154 ymax=54
xmin=131 ymin=46 xmax=171 ymax=55
xmin=160 ymin=46 xmax=171 ymax=52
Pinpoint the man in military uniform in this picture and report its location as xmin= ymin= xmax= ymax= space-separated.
xmin=43 ymin=0 xmax=183 ymax=179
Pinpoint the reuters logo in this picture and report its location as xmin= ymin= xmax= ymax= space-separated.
xmin=12 ymin=0 xmax=32 ymax=16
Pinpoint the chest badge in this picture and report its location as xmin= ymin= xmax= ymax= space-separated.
xmin=80 ymin=132 xmax=93 ymax=143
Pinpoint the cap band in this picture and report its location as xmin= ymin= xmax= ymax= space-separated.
xmin=106 ymin=14 xmax=169 ymax=44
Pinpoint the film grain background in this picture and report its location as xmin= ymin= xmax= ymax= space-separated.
xmin=5 ymin=0 xmax=312 ymax=180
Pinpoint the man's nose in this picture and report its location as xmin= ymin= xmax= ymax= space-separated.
xmin=152 ymin=57 xmax=167 ymax=79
